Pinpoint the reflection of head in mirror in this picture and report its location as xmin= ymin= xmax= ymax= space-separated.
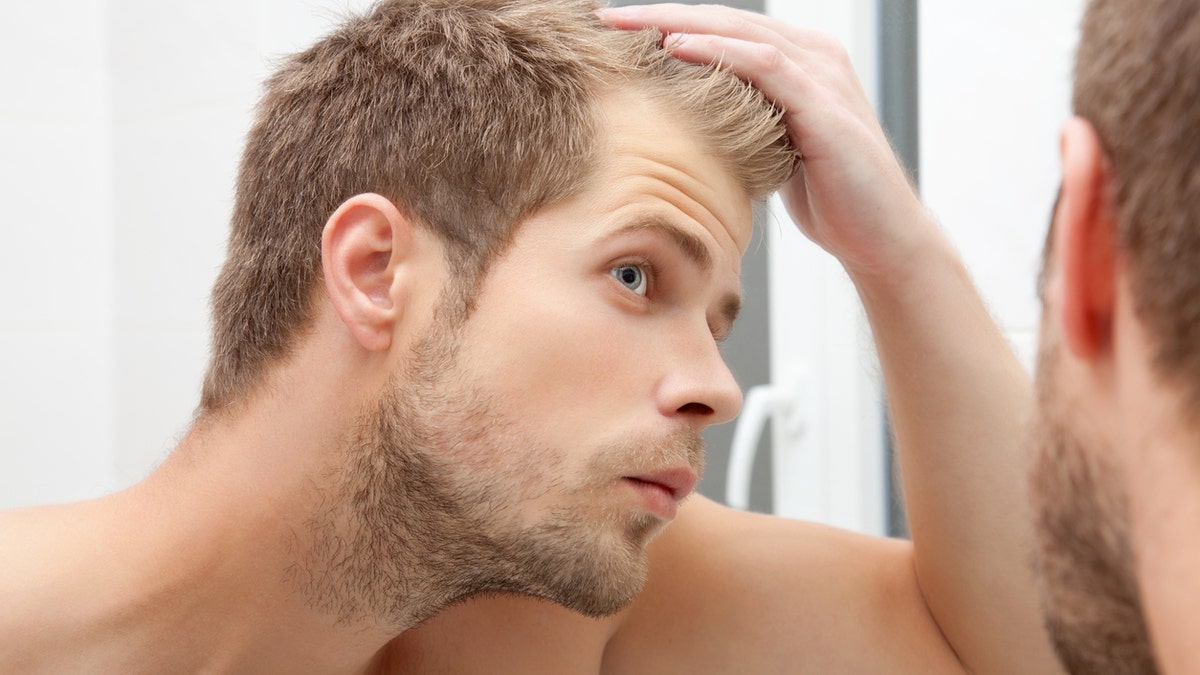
xmin=199 ymin=0 xmax=793 ymax=630
xmin=1031 ymin=0 xmax=1200 ymax=673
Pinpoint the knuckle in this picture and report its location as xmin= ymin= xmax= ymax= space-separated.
xmin=717 ymin=11 xmax=755 ymax=38
xmin=825 ymin=37 xmax=853 ymax=65
xmin=753 ymin=43 xmax=787 ymax=71
xmin=809 ymin=29 xmax=847 ymax=59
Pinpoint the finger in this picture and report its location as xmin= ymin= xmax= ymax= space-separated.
xmin=670 ymin=30 xmax=884 ymax=148
xmin=598 ymin=3 xmax=840 ymax=58
xmin=661 ymin=32 xmax=827 ymax=155
xmin=599 ymin=4 xmax=853 ymax=104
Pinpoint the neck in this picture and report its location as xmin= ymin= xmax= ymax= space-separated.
xmin=1125 ymin=416 xmax=1200 ymax=675
xmin=1109 ymin=292 xmax=1200 ymax=674
xmin=0 ymin=311 xmax=482 ymax=673
xmin=1117 ymin=334 xmax=1200 ymax=674
xmin=7 ymin=424 xmax=397 ymax=674
xmin=2 ymin=379 xmax=432 ymax=674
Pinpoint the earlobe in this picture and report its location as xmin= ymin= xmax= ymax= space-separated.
xmin=321 ymin=193 xmax=414 ymax=352
xmin=1055 ymin=116 xmax=1118 ymax=360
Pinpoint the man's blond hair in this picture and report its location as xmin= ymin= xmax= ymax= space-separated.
xmin=201 ymin=0 xmax=796 ymax=413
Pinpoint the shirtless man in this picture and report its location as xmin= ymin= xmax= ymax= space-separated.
xmin=0 ymin=1 xmax=1064 ymax=673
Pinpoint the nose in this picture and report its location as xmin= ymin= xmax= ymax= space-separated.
xmin=655 ymin=338 xmax=744 ymax=430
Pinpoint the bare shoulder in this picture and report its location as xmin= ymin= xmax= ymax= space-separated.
xmin=0 ymin=504 xmax=62 ymax=596
xmin=602 ymin=496 xmax=966 ymax=674
xmin=0 ymin=503 xmax=86 ymax=671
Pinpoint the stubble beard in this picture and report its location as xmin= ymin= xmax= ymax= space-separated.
xmin=1029 ymin=329 xmax=1160 ymax=674
xmin=293 ymin=317 xmax=704 ymax=632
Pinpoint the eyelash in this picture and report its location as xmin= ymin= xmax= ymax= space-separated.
xmin=607 ymin=254 xmax=729 ymax=343
xmin=611 ymin=256 xmax=660 ymax=297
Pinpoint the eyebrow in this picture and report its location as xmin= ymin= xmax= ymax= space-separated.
xmin=610 ymin=216 xmax=743 ymax=340
xmin=618 ymin=216 xmax=713 ymax=272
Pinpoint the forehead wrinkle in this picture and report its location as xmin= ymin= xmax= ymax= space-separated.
xmin=598 ymin=87 xmax=752 ymax=253
xmin=628 ymin=154 xmax=748 ymax=251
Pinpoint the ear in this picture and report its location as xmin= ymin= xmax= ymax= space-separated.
xmin=321 ymin=193 xmax=415 ymax=352
xmin=1055 ymin=116 xmax=1118 ymax=360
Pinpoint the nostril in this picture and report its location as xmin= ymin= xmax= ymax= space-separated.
xmin=677 ymin=402 xmax=715 ymax=416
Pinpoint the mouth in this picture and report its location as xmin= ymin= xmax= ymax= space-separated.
xmin=624 ymin=467 xmax=699 ymax=501
xmin=621 ymin=467 xmax=699 ymax=520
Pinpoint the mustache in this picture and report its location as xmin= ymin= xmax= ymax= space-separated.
xmin=591 ymin=426 xmax=707 ymax=482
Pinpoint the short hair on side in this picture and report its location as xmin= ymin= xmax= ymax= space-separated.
xmin=200 ymin=0 xmax=796 ymax=415
xmin=1073 ymin=0 xmax=1200 ymax=411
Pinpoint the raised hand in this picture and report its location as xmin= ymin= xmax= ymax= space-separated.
xmin=600 ymin=3 xmax=939 ymax=283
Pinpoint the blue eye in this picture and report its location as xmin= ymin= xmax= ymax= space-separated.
xmin=611 ymin=264 xmax=648 ymax=296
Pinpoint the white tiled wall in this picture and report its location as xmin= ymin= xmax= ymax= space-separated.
xmin=1 ymin=0 xmax=372 ymax=508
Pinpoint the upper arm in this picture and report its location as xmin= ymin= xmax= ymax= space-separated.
xmin=603 ymin=496 xmax=967 ymax=675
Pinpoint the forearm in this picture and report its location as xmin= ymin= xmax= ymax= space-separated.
xmin=598 ymin=5 xmax=1064 ymax=669
xmin=853 ymin=219 xmax=1060 ymax=675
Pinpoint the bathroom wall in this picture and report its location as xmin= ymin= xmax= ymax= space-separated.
xmin=920 ymin=0 xmax=1086 ymax=369
xmin=1 ymin=1 xmax=116 ymax=506
xmin=1 ymin=0 xmax=374 ymax=508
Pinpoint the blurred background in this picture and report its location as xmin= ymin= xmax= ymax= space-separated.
xmin=0 ymin=0 xmax=1083 ymax=533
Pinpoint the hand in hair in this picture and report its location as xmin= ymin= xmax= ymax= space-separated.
xmin=600 ymin=4 xmax=938 ymax=284
xmin=606 ymin=8 xmax=1064 ymax=675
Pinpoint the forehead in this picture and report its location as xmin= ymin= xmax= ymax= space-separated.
xmin=463 ymin=88 xmax=753 ymax=345
xmin=589 ymin=89 xmax=755 ymax=257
